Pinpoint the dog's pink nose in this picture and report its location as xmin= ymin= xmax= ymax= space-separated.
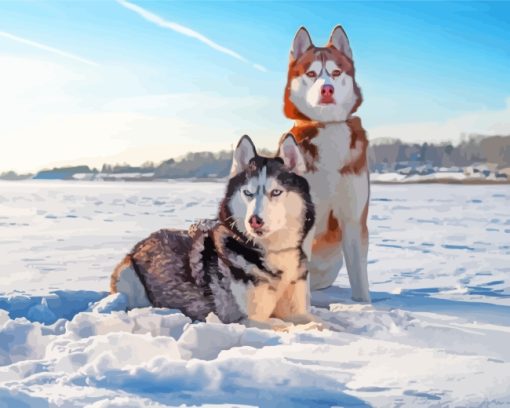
xmin=249 ymin=215 xmax=264 ymax=229
xmin=321 ymin=84 xmax=334 ymax=97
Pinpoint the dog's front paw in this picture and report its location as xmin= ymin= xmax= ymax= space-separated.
xmin=284 ymin=312 xmax=320 ymax=325
xmin=282 ymin=313 xmax=330 ymax=331
xmin=243 ymin=317 xmax=292 ymax=332
xmin=296 ymin=320 xmax=326 ymax=331
xmin=271 ymin=324 xmax=292 ymax=333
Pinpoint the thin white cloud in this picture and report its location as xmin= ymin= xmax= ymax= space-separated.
xmin=0 ymin=31 xmax=99 ymax=67
xmin=116 ymin=0 xmax=267 ymax=72
xmin=252 ymin=64 xmax=268 ymax=73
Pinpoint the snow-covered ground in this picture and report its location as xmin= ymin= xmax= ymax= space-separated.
xmin=370 ymin=171 xmax=509 ymax=184
xmin=0 ymin=180 xmax=509 ymax=407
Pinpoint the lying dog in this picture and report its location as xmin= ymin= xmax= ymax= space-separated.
xmin=281 ymin=25 xmax=371 ymax=302
xmin=111 ymin=135 xmax=319 ymax=330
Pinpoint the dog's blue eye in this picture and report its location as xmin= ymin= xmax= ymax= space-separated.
xmin=271 ymin=189 xmax=283 ymax=197
xmin=243 ymin=189 xmax=254 ymax=198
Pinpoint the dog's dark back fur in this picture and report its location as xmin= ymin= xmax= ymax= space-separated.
xmin=116 ymin=229 xmax=216 ymax=320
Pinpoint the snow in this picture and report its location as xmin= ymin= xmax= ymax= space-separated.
xmin=370 ymin=172 xmax=407 ymax=183
xmin=72 ymin=172 xmax=156 ymax=181
xmin=0 ymin=180 xmax=509 ymax=407
xmin=370 ymin=171 xmax=509 ymax=183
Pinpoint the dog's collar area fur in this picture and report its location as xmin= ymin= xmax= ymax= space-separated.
xmin=294 ymin=119 xmax=347 ymax=127
xmin=228 ymin=225 xmax=305 ymax=255
xmin=266 ymin=246 xmax=301 ymax=254
xmin=189 ymin=221 xmax=303 ymax=283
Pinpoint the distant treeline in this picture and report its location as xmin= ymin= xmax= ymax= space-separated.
xmin=369 ymin=135 xmax=510 ymax=172
xmin=19 ymin=148 xmax=273 ymax=180
xmin=2 ymin=135 xmax=509 ymax=181
xmin=102 ymin=148 xmax=273 ymax=179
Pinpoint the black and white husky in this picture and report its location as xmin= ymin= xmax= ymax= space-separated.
xmin=110 ymin=135 xmax=320 ymax=330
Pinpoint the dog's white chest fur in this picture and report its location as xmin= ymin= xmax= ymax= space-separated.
xmin=266 ymin=249 xmax=303 ymax=284
xmin=314 ymin=123 xmax=352 ymax=170
xmin=304 ymin=123 xmax=368 ymax=230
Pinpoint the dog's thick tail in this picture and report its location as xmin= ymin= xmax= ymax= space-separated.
xmin=110 ymin=255 xmax=151 ymax=309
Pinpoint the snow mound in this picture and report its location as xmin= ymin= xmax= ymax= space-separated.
xmin=0 ymin=314 xmax=53 ymax=365
xmin=0 ymin=290 xmax=108 ymax=324
xmin=0 ymin=291 xmax=508 ymax=407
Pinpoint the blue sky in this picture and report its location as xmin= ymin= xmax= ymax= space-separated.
xmin=1 ymin=1 xmax=509 ymax=172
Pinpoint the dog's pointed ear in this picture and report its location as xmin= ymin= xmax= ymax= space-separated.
xmin=279 ymin=134 xmax=306 ymax=175
xmin=231 ymin=135 xmax=257 ymax=176
xmin=291 ymin=27 xmax=313 ymax=61
xmin=328 ymin=25 xmax=352 ymax=60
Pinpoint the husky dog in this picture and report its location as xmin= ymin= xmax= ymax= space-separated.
xmin=281 ymin=25 xmax=371 ymax=302
xmin=110 ymin=135 xmax=318 ymax=329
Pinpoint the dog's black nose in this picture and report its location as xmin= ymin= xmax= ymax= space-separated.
xmin=249 ymin=215 xmax=264 ymax=229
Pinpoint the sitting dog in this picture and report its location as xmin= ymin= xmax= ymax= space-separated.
xmin=110 ymin=135 xmax=318 ymax=330
xmin=280 ymin=25 xmax=371 ymax=302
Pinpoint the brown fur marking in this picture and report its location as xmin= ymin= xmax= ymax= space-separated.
xmin=110 ymin=255 xmax=132 ymax=293
xmin=290 ymin=120 xmax=322 ymax=143
xmin=312 ymin=210 xmax=342 ymax=253
xmin=283 ymin=121 xmax=324 ymax=172
xmin=339 ymin=116 xmax=369 ymax=176
xmin=278 ymin=122 xmax=320 ymax=173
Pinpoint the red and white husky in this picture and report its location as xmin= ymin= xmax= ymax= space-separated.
xmin=279 ymin=25 xmax=370 ymax=302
